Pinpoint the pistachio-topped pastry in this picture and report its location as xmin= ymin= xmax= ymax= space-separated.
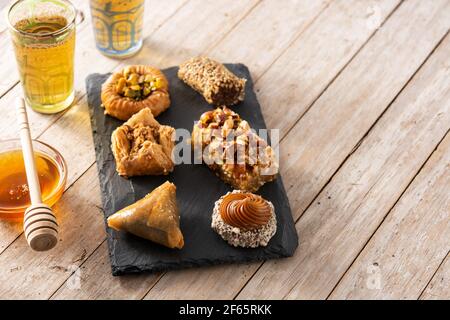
xmin=115 ymin=69 xmax=166 ymax=100
xmin=212 ymin=190 xmax=277 ymax=248
xmin=101 ymin=65 xmax=170 ymax=120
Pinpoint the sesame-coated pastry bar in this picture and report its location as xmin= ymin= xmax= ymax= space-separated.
xmin=178 ymin=56 xmax=246 ymax=106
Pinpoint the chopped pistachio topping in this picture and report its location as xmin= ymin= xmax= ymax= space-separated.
xmin=115 ymin=70 xmax=164 ymax=101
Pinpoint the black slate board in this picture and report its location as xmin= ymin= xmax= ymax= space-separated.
xmin=87 ymin=64 xmax=298 ymax=276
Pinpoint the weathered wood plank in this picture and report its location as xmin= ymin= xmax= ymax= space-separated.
xmin=38 ymin=97 xmax=95 ymax=187
xmin=237 ymin=27 xmax=450 ymax=300
xmin=279 ymin=0 xmax=450 ymax=222
xmin=420 ymin=254 xmax=450 ymax=300
xmin=145 ymin=262 xmax=260 ymax=300
xmin=142 ymin=0 xmax=402 ymax=300
xmin=0 ymin=0 xmax=261 ymax=299
xmin=260 ymin=0 xmax=401 ymax=137
xmin=207 ymin=0 xmax=331 ymax=80
xmin=330 ymin=130 xmax=450 ymax=299
xmin=51 ymin=241 xmax=161 ymax=300
xmin=0 ymin=166 xmax=105 ymax=299
xmin=0 ymin=37 xmax=18 ymax=96
xmin=126 ymin=0 xmax=261 ymax=68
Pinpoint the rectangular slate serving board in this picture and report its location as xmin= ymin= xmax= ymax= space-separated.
xmin=87 ymin=64 xmax=298 ymax=276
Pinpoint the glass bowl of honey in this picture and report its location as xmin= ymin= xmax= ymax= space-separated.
xmin=0 ymin=139 xmax=67 ymax=220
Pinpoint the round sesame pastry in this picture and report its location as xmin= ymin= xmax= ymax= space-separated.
xmin=211 ymin=190 xmax=277 ymax=248
xmin=101 ymin=65 xmax=170 ymax=121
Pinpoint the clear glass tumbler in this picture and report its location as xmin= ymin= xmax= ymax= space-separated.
xmin=7 ymin=0 xmax=77 ymax=114
xmin=89 ymin=0 xmax=145 ymax=58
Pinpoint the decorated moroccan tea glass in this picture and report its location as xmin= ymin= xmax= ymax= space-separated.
xmin=89 ymin=0 xmax=145 ymax=58
xmin=7 ymin=0 xmax=77 ymax=113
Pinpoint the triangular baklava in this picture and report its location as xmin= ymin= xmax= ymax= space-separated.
xmin=107 ymin=181 xmax=184 ymax=249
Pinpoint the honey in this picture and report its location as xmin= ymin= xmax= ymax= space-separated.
xmin=0 ymin=150 xmax=62 ymax=219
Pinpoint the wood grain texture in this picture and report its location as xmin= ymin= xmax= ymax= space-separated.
xmin=142 ymin=0 xmax=401 ymax=300
xmin=330 ymin=129 xmax=450 ymax=299
xmin=51 ymin=241 xmax=161 ymax=300
xmin=145 ymin=262 xmax=261 ymax=300
xmin=38 ymin=97 xmax=94 ymax=186
xmin=260 ymin=0 xmax=400 ymax=137
xmin=0 ymin=86 xmax=61 ymax=140
xmin=0 ymin=166 xmax=104 ymax=299
xmin=207 ymin=0 xmax=331 ymax=79
xmin=279 ymin=0 xmax=450 ymax=222
xmin=124 ymin=0 xmax=260 ymax=68
xmin=420 ymin=254 xmax=450 ymax=300
xmin=237 ymin=21 xmax=450 ymax=300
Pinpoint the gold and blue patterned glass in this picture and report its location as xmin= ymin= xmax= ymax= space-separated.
xmin=89 ymin=0 xmax=145 ymax=58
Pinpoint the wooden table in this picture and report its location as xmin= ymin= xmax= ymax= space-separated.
xmin=0 ymin=0 xmax=448 ymax=300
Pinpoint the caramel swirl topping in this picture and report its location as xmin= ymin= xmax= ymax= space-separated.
xmin=219 ymin=193 xmax=271 ymax=230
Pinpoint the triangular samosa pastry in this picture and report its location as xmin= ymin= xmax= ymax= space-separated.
xmin=107 ymin=181 xmax=184 ymax=249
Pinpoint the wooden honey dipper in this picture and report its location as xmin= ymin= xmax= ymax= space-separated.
xmin=16 ymin=98 xmax=58 ymax=251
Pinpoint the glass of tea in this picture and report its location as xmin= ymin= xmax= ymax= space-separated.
xmin=7 ymin=0 xmax=77 ymax=114
xmin=89 ymin=0 xmax=145 ymax=58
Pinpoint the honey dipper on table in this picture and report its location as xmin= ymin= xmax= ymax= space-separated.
xmin=15 ymin=98 xmax=58 ymax=251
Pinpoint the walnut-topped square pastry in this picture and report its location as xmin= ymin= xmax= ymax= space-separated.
xmin=111 ymin=108 xmax=175 ymax=177
xmin=192 ymin=107 xmax=278 ymax=192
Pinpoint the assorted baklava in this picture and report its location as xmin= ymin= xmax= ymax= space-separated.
xmin=103 ymin=59 xmax=280 ymax=250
